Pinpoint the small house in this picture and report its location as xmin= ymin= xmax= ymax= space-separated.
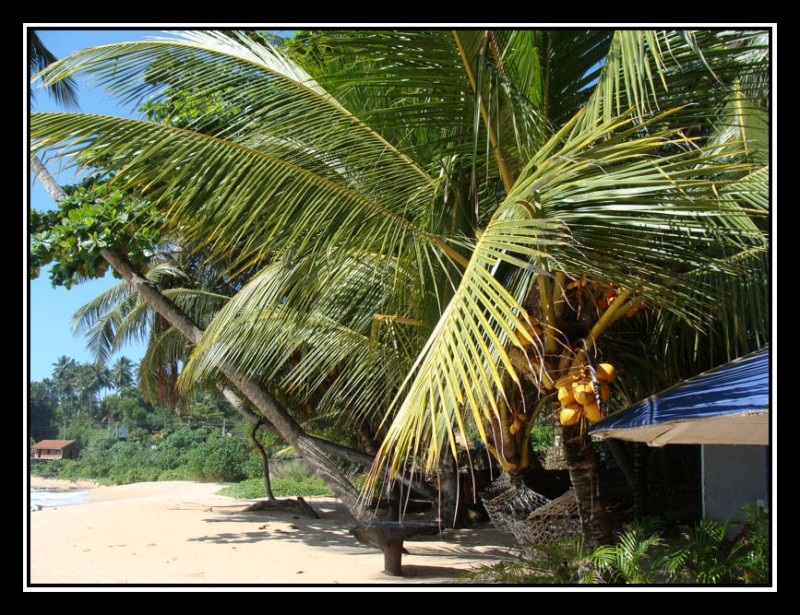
xmin=591 ymin=347 xmax=769 ymax=529
xmin=31 ymin=439 xmax=81 ymax=461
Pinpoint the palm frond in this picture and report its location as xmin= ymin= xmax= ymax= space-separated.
xmin=29 ymin=31 xmax=79 ymax=108
xmin=137 ymin=326 xmax=190 ymax=406
xmin=30 ymin=31 xmax=455 ymax=272
xmin=177 ymin=251 xmax=421 ymax=426
xmin=371 ymin=109 xmax=767 ymax=482
xmin=577 ymin=29 xmax=770 ymax=132
xmin=72 ymin=280 xmax=140 ymax=364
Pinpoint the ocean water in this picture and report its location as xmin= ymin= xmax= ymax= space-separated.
xmin=30 ymin=489 xmax=89 ymax=509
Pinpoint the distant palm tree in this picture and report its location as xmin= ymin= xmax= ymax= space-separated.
xmin=110 ymin=356 xmax=135 ymax=391
xmin=51 ymin=355 xmax=78 ymax=420
xmin=73 ymin=363 xmax=110 ymax=418
xmin=32 ymin=29 xmax=769 ymax=539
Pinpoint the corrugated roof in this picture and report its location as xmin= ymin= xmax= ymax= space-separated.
xmin=32 ymin=439 xmax=77 ymax=450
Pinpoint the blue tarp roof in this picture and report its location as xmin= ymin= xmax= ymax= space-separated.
xmin=591 ymin=347 xmax=769 ymax=446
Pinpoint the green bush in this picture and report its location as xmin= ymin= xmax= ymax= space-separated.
xmin=186 ymin=434 xmax=249 ymax=482
xmin=164 ymin=426 xmax=211 ymax=453
xmin=529 ymin=422 xmax=556 ymax=454
xmin=242 ymin=452 xmax=265 ymax=479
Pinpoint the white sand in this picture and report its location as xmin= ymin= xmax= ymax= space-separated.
xmin=28 ymin=479 xmax=516 ymax=585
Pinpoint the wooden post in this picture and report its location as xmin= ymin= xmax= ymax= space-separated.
xmin=383 ymin=540 xmax=404 ymax=576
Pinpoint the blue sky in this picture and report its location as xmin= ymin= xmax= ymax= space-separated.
xmin=28 ymin=28 xmax=297 ymax=383
xmin=28 ymin=29 xmax=169 ymax=382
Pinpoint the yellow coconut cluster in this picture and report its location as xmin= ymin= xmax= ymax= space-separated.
xmin=557 ymin=363 xmax=616 ymax=425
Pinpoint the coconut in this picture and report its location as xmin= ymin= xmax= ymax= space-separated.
xmin=597 ymin=363 xmax=616 ymax=383
xmin=559 ymin=404 xmax=582 ymax=426
xmin=573 ymin=383 xmax=594 ymax=405
xmin=600 ymin=382 xmax=611 ymax=402
xmin=558 ymin=386 xmax=575 ymax=404
xmin=556 ymin=372 xmax=580 ymax=388
xmin=583 ymin=401 xmax=604 ymax=422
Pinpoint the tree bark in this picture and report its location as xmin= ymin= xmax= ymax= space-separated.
xmin=440 ymin=453 xmax=464 ymax=528
xmin=560 ymin=425 xmax=613 ymax=545
xmin=250 ymin=419 xmax=275 ymax=501
xmin=33 ymin=156 xmax=370 ymax=520
xmin=357 ymin=420 xmax=379 ymax=456
xmin=31 ymin=156 xmax=67 ymax=200
xmin=217 ymin=384 xmax=436 ymax=500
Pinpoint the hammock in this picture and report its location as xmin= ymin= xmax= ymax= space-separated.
xmin=480 ymin=474 xmax=582 ymax=548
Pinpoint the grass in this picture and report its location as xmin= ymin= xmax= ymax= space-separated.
xmin=218 ymin=459 xmax=334 ymax=499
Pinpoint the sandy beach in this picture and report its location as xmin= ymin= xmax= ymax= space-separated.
xmin=28 ymin=479 xmax=516 ymax=585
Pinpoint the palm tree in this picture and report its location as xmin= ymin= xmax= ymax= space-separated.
xmin=110 ymin=356 xmax=135 ymax=391
xmin=29 ymin=32 xmax=78 ymax=108
xmin=51 ymin=355 xmax=78 ymax=422
xmin=73 ymin=362 xmax=110 ymax=419
xmin=31 ymin=29 xmax=769 ymax=538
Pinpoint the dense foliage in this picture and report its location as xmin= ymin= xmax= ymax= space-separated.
xmin=33 ymin=426 xmax=255 ymax=484
xmin=30 ymin=176 xmax=165 ymax=288
xmin=29 ymin=355 xmax=238 ymax=442
xmin=463 ymin=508 xmax=769 ymax=585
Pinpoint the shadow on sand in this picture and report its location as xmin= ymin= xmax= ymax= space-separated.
xmin=185 ymin=498 xmax=517 ymax=579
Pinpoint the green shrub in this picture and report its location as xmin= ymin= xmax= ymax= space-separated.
xmin=462 ymin=507 xmax=770 ymax=585
xmin=164 ymin=426 xmax=211 ymax=453
xmin=186 ymin=434 xmax=249 ymax=482
xmin=242 ymin=452 xmax=265 ymax=479
xmin=529 ymin=422 xmax=556 ymax=454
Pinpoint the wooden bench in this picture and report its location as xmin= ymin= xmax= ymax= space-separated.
xmin=349 ymin=520 xmax=440 ymax=576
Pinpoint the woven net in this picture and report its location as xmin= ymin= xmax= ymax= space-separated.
xmin=480 ymin=473 xmax=550 ymax=536
xmin=480 ymin=474 xmax=583 ymax=548
xmin=541 ymin=444 xmax=569 ymax=470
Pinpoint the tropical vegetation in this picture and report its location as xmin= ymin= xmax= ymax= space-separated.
xmin=30 ymin=29 xmax=770 ymax=540
xmin=462 ymin=506 xmax=769 ymax=585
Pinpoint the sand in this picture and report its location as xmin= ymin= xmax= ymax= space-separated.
xmin=28 ymin=479 xmax=516 ymax=585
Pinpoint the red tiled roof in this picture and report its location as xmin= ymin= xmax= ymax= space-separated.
xmin=32 ymin=440 xmax=77 ymax=450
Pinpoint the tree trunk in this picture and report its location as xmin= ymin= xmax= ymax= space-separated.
xmin=31 ymin=156 xmax=67 ymax=200
xmin=250 ymin=420 xmax=275 ymax=501
xmin=104 ymin=248 xmax=369 ymax=518
xmin=560 ymin=425 xmax=612 ymax=545
xmin=32 ymin=156 xmax=370 ymax=520
xmin=440 ymin=453 xmax=464 ymax=528
xmin=217 ymin=385 xmax=436 ymax=501
xmin=357 ymin=420 xmax=379 ymax=456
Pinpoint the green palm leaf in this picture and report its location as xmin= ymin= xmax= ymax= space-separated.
xmin=371 ymin=109 xmax=766 ymax=482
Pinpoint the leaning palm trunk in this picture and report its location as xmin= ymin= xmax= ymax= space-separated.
xmin=104 ymin=247 xmax=369 ymax=519
xmin=32 ymin=156 xmax=370 ymax=521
